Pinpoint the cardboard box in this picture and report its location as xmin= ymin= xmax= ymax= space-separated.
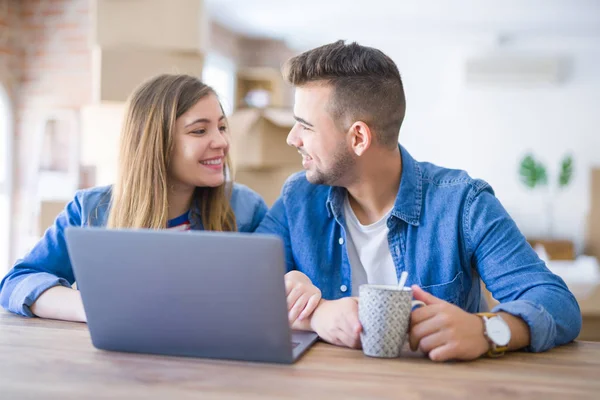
xmin=586 ymin=168 xmax=600 ymax=260
xmin=93 ymin=0 xmax=207 ymax=52
xmin=577 ymin=283 xmax=600 ymax=342
xmin=235 ymin=67 xmax=287 ymax=109
xmin=527 ymin=239 xmax=575 ymax=260
xmin=228 ymin=108 xmax=300 ymax=169
xmin=39 ymin=201 xmax=68 ymax=236
xmin=93 ymin=47 xmax=204 ymax=102
xmin=579 ymin=315 xmax=600 ymax=342
xmin=235 ymin=166 xmax=301 ymax=206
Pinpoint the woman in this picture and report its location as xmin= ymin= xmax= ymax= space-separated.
xmin=0 ymin=74 xmax=268 ymax=322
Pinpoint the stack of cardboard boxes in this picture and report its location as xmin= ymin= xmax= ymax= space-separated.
xmin=229 ymin=108 xmax=301 ymax=206
xmin=228 ymin=65 xmax=300 ymax=206
xmin=42 ymin=2 xmax=298 ymax=227
xmin=40 ymin=0 xmax=207 ymax=233
xmin=91 ymin=0 xmax=206 ymax=103
xmin=80 ymin=0 xmax=206 ymax=187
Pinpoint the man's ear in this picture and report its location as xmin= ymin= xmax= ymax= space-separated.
xmin=348 ymin=121 xmax=372 ymax=156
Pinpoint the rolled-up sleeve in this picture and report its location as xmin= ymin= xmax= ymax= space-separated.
xmin=465 ymin=181 xmax=581 ymax=352
xmin=0 ymin=193 xmax=83 ymax=317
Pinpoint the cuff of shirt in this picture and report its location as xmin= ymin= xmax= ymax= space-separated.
xmin=492 ymin=299 xmax=556 ymax=352
xmin=10 ymin=273 xmax=71 ymax=317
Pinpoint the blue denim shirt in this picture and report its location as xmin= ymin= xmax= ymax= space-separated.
xmin=0 ymin=183 xmax=267 ymax=317
xmin=256 ymin=145 xmax=581 ymax=352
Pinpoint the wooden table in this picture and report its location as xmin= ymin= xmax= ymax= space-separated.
xmin=1 ymin=311 xmax=599 ymax=399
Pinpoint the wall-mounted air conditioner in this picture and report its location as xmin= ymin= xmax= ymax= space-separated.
xmin=464 ymin=53 xmax=569 ymax=86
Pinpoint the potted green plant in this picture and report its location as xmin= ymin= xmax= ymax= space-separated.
xmin=519 ymin=153 xmax=574 ymax=238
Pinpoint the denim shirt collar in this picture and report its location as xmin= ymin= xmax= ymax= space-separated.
xmin=325 ymin=144 xmax=422 ymax=227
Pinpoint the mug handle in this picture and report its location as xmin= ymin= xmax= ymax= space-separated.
xmin=411 ymin=300 xmax=426 ymax=311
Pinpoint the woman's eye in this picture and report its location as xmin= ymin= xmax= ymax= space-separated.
xmin=219 ymin=126 xmax=227 ymax=132
xmin=191 ymin=129 xmax=206 ymax=135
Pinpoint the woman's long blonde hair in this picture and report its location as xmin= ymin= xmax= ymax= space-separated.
xmin=107 ymin=74 xmax=237 ymax=231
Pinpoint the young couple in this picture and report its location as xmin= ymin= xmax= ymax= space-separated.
xmin=0 ymin=41 xmax=581 ymax=362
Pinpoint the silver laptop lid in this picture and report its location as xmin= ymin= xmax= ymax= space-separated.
xmin=65 ymin=227 xmax=296 ymax=364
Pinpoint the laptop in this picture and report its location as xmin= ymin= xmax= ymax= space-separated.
xmin=65 ymin=227 xmax=318 ymax=364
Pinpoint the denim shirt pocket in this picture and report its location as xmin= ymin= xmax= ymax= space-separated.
xmin=419 ymin=271 xmax=464 ymax=306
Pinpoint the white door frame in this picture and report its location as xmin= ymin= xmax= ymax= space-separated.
xmin=0 ymin=82 xmax=13 ymax=272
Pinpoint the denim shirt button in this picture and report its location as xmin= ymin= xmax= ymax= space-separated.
xmin=340 ymin=285 xmax=348 ymax=293
xmin=338 ymin=237 xmax=344 ymax=245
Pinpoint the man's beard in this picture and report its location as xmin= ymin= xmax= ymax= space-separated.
xmin=306 ymin=143 xmax=355 ymax=186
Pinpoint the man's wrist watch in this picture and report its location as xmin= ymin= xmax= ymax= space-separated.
xmin=476 ymin=312 xmax=511 ymax=357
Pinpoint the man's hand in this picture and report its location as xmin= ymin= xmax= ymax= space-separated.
xmin=310 ymin=297 xmax=362 ymax=349
xmin=409 ymin=285 xmax=489 ymax=362
xmin=284 ymin=271 xmax=321 ymax=324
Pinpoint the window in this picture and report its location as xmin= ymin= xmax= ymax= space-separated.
xmin=202 ymin=52 xmax=236 ymax=116
xmin=40 ymin=119 xmax=71 ymax=172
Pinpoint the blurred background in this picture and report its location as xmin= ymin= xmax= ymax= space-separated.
xmin=0 ymin=0 xmax=599 ymax=336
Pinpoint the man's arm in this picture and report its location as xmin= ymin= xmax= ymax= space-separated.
xmin=255 ymin=197 xmax=296 ymax=272
xmin=467 ymin=183 xmax=581 ymax=352
xmin=409 ymin=182 xmax=580 ymax=362
xmin=409 ymin=286 xmax=529 ymax=361
xmin=292 ymin=297 xmax=362 ymax=349
xmin=256 ymin=196 xmax=327 ymax=328
xmin=497 ymin=311 xmax=530 ymax=351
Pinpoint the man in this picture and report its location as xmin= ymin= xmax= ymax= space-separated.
xmin=261 ymin=40 xmax=581 ymax=361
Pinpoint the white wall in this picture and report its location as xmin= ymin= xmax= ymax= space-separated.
xmin=208 ymin=0 xmax=600 ymax=254
xmin=374 ymin=36 xmax=600 ymax=253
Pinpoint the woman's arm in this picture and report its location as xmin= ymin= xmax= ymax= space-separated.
xmin=0 ymin=192 xmax=85 ymax=320
xmin=30 ymin=286 xmax=86 ymax=322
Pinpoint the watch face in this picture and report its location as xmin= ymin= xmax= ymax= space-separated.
xmin=487 ymin=317 xmax=511 ymax=346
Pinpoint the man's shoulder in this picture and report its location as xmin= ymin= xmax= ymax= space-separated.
xmin=418 ymin=161 xmax=490 ymax=194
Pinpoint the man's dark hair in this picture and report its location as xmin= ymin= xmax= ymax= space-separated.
xmin=283 ymin=40 xmax=406 ymax=148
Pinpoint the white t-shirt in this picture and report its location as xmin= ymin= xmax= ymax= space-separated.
xmin=343 ymin=195 xmax=398 ymax=295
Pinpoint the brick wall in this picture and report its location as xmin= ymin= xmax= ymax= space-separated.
xmin=13 ymin=0 xmax=92 ymax=261
xmin=0 ymin=0 xmax=22 ymax=93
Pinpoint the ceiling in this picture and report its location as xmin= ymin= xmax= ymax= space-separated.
xmin=206 ymin=0 xmax=600 ymax=50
